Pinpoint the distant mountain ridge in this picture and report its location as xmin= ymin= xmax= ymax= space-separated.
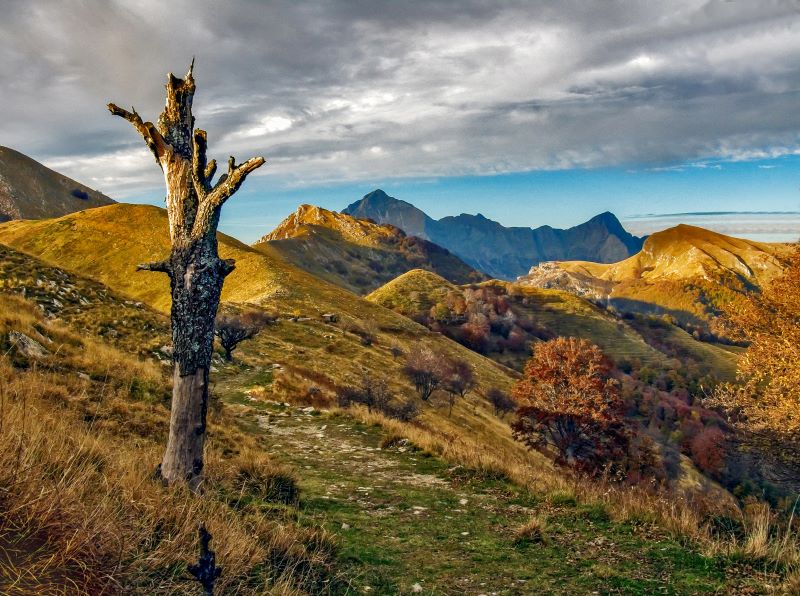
xmin=518 ymin=224 xmax=788 ymax=337
xmin=343 ymin=189 xmax=645 ymax=279
xmin=0 ymin=146 xmax=115 ymax=221
xmin=254 ymin=204 xmax=486 ymax=294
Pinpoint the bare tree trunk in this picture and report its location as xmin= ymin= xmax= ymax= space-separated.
xmin=109 ymin=63 xmax=265 ymax=490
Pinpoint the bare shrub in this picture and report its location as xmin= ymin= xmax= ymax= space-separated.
xmin=215 ymin=308 xmax=275 ymax=361
xmin=403 ymin=347 xmax=449 ymax=401
xmin=486 ymin=387 xmax=516 ymax=417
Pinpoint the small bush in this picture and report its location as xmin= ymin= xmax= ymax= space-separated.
xmin=233 ymin=453 xmax=300 ymax=505
xmin=382 ymin=398 xmax=420 ymax=422
xmin=512 ymin=515 xmax=548 ymax=546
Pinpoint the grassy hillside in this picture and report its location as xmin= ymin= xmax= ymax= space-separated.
xmin=0 ymin=219 xmax=795 ymax=592
xmin=255 ymin=204 xmax=485 ymax=294
xmin=0 ymin=204 xmax=522 ymax=452
xmin=0 ymin=203 xmax=296 ymax=311
xmin=365 ymin=268 xmax=459 ymax=316
xmin=0 ymin=269 xmax=780 ymax=593
xmin=522 ymin=225 xmax=789 ymax=336
xmin=0 ymin=146 xmax=115 ymax=221
xmin=367 ymin=272 xmax=743 ymax=384
xmin=563 ymin=224 xmax=785 ymax=283
xmin=0 ymin=281 xmax=342 ymax=593
xmin=499 ymin=283 xmax=668 ymax=368
xmin=369 ymin=272 xmax=670 ymax=370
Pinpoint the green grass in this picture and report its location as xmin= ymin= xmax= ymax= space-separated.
xmin=513 ymin=287 xmax=668 ymax=367
xmin=222 ymin=396 xmax=763 ymax=594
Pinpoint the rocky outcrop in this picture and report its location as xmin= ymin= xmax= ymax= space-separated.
xmin=516 ymin=262 xmax=613 ymax=301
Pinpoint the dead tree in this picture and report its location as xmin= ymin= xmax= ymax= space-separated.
xmin=109 ymin=62 xmax=265 ymax=490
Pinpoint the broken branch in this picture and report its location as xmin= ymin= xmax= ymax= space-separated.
xmin=136 ymin=260 xmax=172 ymax=274
xmin=192 ymin=129 xmax=211 ymax=196
xmin=107 ymin=103 xmax=169 ymax=164
xmin=209 ymin=156 xmax=266 ymax=208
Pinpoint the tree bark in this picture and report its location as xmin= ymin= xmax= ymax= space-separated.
xmin=110 ymin=63 xmax=265 ymax=490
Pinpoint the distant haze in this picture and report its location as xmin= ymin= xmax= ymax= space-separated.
xmin=622 ymin=212 xmax=800 ymax=244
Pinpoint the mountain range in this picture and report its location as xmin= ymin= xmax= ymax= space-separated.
xmin=255 ymin=204 xmax=485 ymax=294
xmin=343 ymin=189 xmax=645 ymax=279
xmin=0 ymin=146 xmax=115 ymax=221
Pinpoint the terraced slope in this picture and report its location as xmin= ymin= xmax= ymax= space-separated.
xmin=502 ymin=284 xmax=668 ymax=366
xmin=255 ymin=204 xmax=485 ymax=294
xmin=0 ymin=146 xmax=115 ymax=221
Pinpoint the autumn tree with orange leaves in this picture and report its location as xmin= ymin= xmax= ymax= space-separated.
xmin=710 ymin=246 xmax=800 ymax=482
xmin=511 ymin=337 xmax=629 ymax=475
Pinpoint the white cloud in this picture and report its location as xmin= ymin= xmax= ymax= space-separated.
xmin=1 ymin=0 xmax=800 ymax=197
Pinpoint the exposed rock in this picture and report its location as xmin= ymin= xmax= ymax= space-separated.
xmin=517 ymin=261 xmax=613 ymax=301
xmin=8 ymin=331 xmax=48 ymax=357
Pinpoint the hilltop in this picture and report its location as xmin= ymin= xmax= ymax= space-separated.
xmin=343 ymin=189 xmax=645 ymax=279
xmin=366 ymin=268 xmax=460 ymax=317
xmin=520 ymin=224 xmax=788 ymax=337
xmin=0 ymin=146 xmax=115 ymax=221
xmin=254 ymin=204 xmax=485 ymax=294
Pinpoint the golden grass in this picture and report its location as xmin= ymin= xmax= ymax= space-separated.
xmin=0 ymin=356 xmax=343 ymax=595
xmin=0 ymin=289 xmax=345 ymax=594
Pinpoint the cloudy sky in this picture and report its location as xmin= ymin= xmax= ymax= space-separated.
xmin=2 ymin=0 xmax=800 ymax=240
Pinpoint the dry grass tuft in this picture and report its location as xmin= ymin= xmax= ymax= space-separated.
xmin=512 ymin=515 xmax=548 ymax=545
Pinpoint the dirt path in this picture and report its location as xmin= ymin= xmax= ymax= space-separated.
xmin=216 ymin=370 xmax=762 ymax=595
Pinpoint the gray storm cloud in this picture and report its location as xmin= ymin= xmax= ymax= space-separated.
xmin=1 ymin=0 xmax=799 ymax=197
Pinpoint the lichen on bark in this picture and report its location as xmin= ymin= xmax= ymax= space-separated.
xmin=109 ymin=62 xmax=265 ymax=490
